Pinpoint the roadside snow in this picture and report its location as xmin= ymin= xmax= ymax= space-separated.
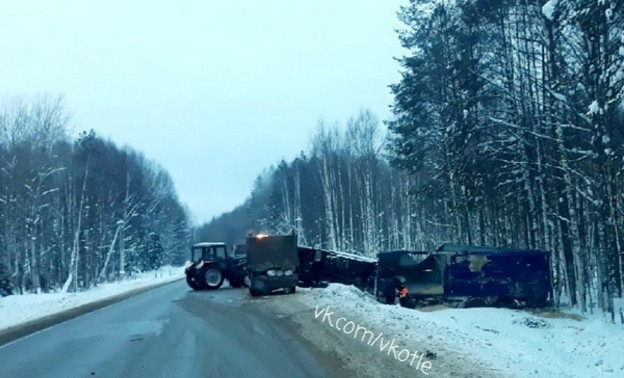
xmin=302 ymin=284 xmax=624 ymax=378
xmin=0 ymin=266 xmax=184 ymax=331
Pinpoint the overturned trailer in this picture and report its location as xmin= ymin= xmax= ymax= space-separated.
xmin=247 ymin=232 xmax=299 ymax=296
xmin=376 ymin=244 xmax=552 ymax=308
xmin=297 ymin=246 xmax=377 ymax=291
xmin=375 ymin=250 xmax=432 ymax=305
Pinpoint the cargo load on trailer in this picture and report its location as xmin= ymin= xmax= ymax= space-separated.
xmin=297 ymin=246 xmax=376 ymax=291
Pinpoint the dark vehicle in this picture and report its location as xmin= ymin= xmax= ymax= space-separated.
xmin=298 ymin=246 xmax=376 ymax=291
xmin=247 ymin=232 xmax=298 ymax=296
xmin=0 ymin=263 xmax=12 ymax=297
xmin=297 ymin=246 xmax=326 ymax=287
xmin=184 ymin=242 xmax=248 ymax=290
xmin=0 ymin=278 xmax=12 ymax=297
xmin=375 ymin=250 xmax=431 ymax=305
xmin=441 ymin=244 xmax=552 ymax=307
xmin=233 ymin=243 xmax=247 ymax=257
xmin=375 ymin=244 xmax=552 ymax=308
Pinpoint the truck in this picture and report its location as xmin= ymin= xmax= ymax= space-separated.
xmin=184 ymin=242 xmax=248 ymax=290
xmin=246 ymin=231 xmax=299 ymax=296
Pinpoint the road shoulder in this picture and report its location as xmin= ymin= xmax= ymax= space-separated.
xmin=0 ymin=278 xmax=183 ymax=346
xmin=253 ymin=288 xmax=506 ymax=378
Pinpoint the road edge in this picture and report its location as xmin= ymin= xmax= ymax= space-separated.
xmin=0 ymin=277 xmax=183 ymax=347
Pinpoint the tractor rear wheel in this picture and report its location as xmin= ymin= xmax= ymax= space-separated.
xmin=203 ymin=267 xmax=224 ymax=289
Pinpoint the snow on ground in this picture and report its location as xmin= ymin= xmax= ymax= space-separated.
xmin=3 ymin=273 xmax=621 ymax=377
xmin=302 ymin=284 xmax=624 ymax=378
xmin=0 ymin=266 xmax=184 ymax=331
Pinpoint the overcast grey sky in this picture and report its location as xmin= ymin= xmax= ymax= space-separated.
xmin=1 ymin=0 xmax=407 ymax=225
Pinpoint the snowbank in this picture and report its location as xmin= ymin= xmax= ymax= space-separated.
xmin=303 ymin=284 xmax=624 ymax=378
xmin=0 ymin=266 xmax=184 ymax=331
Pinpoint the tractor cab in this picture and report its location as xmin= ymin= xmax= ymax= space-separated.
xmin=191 ymin=242 xmax=228 ymax=263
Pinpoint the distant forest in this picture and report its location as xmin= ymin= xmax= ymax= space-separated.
xmin=197 ymin=0 xmax=624 ymax=313
xmin=0 ymin=95 xmax=191 ymax=294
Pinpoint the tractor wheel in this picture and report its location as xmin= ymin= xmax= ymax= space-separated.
xmin=186 ymin=274 xmax=203 ymax=290
xmin=203 ymin=267 xmax=224 ymax=289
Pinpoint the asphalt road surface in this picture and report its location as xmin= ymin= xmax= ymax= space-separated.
xmin=0 ymin=280 xmax=345 ymax=378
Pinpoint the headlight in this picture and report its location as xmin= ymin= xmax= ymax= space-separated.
xmin=267 ymin=269 xmax=276 ymax=277
xmin=284 ymin=270 xmax=293 ymax=276
xmin=276 ymin=270 xmax=284 ymax=277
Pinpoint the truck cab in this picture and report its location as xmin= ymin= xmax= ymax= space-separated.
xmin=246 ymin=232 xmax=298 ymax=296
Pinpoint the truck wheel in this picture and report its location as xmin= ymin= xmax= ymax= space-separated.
xmin=229 ymin=280 xmax=242 ymax=288
xmin=204 ymin=267 xmax=224 ymax=289
xmin=464 ymin=297 xmax=488 ymax=308
xmin=526 ymin=296 xmax=547 ymax=308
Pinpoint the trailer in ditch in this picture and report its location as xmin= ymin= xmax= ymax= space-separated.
xmin=375 ymin=244 xmax=552 ymax=308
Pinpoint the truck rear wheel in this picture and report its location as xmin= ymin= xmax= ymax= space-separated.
xmin=283 ymin=286 xmax=296 ymax=294
xmin=229 ymin=272 xmax=250 ymax=288
xmin=464 ymin=297 xmax=488 ymax=308
xmin=204 ymin=267 xmax=224 ymax=289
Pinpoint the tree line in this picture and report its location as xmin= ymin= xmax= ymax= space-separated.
xmin=196 ymin=111 xmax=429 ymax=261
xmin=388 ymin=0 xmax=623 ymax=314
xmin=198 ymin=0 xmax=623 ymax=316
xmin=0 ymin=95 xmax=191 ymax=294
